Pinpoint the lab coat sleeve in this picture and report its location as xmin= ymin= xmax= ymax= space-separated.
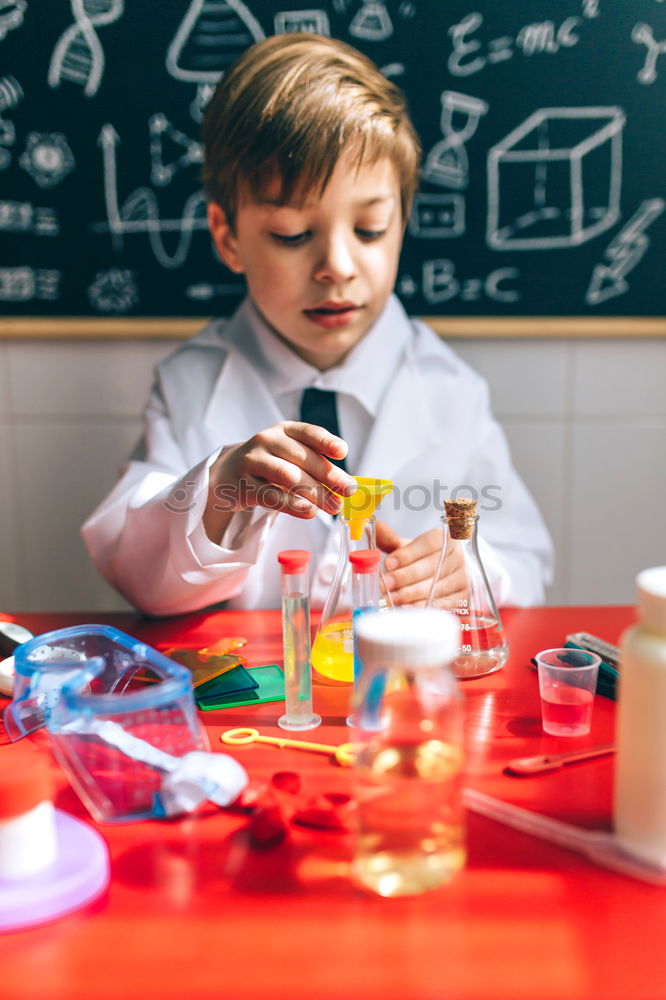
xmin=466 ymin=380 xmax=553 ymax=607
xmin=81 ymin=383 xmax=275 ymax=616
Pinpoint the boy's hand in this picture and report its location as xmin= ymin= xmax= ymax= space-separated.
xmin=376 ymin=521 xmax=467 ymax=607
xmin=203 ymin=421 xmax=356 ymax=543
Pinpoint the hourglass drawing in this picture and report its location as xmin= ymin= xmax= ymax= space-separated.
xmin=422 ymin=91 xmax=489 ymax=190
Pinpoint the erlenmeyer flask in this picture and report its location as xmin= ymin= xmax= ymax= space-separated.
xmin=312 ymin=477 xmax=393 ymax=684
xmin=311 ymin=514 xmax=393 ymax=685
xmin=427 ymin=498 xmax=508 ymax=679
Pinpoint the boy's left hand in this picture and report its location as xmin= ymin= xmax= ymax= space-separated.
xmin=376 ymin=521 xmax=466 ymax=607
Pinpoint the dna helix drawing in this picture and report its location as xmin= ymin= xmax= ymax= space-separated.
xmin=48 ymin=0 xmax=124 ymax=98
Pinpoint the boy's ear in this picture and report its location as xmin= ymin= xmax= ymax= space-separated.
xmin=207 ymin=202 xmax=244 ymax=274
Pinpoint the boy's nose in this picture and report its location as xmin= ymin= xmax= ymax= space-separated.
xmin=313 ymin=234 xmax=357 ymax=284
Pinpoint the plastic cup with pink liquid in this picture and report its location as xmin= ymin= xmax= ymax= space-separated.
xmin=535 ymin=647 xmax=601 ymax=737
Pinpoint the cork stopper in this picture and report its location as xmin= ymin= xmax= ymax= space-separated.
xmin=443 ymin=497 xmax=477 ymax=539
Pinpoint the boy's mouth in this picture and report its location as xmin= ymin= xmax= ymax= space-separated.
xmin=304 ymin=301 xmax=361 ymax=329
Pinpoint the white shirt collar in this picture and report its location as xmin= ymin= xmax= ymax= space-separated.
xmin=238 ymin=295 xmax=412 ymax=418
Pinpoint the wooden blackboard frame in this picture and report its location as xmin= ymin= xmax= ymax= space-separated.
xmin=0 ymin=316 xmax=664 ymax=340
xmin=3 ymin=4 xmax=665 ymax=332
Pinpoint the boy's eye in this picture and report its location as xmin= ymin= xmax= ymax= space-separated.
xmin=356 ymin=228 xmax=386 ymax=241
xmin=270 ymin=231 xmax=310 ymax=246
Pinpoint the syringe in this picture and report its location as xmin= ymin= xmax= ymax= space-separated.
xmin=277 ymin=550 xmax=321 ymax=732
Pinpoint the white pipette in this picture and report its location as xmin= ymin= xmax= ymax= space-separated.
xmin=464 ymin=788 xmax=666 ymax=886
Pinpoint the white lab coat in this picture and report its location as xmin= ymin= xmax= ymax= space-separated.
xmin=82 ymin=295 xmax=553 ymax=615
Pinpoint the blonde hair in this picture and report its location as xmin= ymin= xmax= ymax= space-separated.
xmin=202 ymin=34 xmax=421 ymax=228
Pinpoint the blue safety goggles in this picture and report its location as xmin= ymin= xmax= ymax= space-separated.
xmin=2 ymin=625 xmax=212 ymax=822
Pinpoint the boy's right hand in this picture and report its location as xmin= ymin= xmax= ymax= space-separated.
xmin=203 ymin=421 xmax=356 ymax=543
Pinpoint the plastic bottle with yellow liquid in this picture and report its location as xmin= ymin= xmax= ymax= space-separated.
xmin=311 ymin=478 xmax=393 ymax=684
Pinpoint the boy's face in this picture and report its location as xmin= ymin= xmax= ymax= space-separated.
xmin=208 ymin=153 xmax=404 ymax=370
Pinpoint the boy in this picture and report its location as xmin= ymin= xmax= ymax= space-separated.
xmin=82 ymin=34 xmax=552 ymax=616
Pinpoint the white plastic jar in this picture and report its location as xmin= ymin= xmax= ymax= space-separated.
xmin=614 ymin=566 xmax=666 ymax=867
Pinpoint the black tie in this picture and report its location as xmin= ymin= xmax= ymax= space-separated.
xmin=299 ymin=387 xmax=348 ymax=472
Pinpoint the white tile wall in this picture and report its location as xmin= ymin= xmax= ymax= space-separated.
xmin=13 ymin=420 xmax=142 ymax=611
xmin=454 ymin=340 xmax=571 ymax=417
xmin=0 ymin=424 xmax=22 ymax=610
xmin=568 ymin=421 xmax=666 ymax=604
xmin=7 ymin=340 xmax=175 ymax=417
xmin=572 ymin=341 xmax=666 ymax=417
xmin=1 ymin=335 xmax=664 ymax=611
xmin=501 ymin=420 xmax=568 ymax=605
xmin=0 ymin=342 xmax=11 ymax=415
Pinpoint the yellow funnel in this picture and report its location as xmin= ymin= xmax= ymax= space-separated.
xmin=340 ymin=476 xmax=393 ymax=540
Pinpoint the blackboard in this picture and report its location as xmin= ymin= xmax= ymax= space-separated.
xmin=1 ymin=1 xmax=665 ymax=327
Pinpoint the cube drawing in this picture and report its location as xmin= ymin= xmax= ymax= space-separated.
xmin=487 ymin=107 xmax=625 ymax=250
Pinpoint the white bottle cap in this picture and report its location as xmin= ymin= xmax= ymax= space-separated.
xmin=355 ymin=607 xmax=460 ymax=667
xmin=636 ymin=567 xmax=666 ymax=633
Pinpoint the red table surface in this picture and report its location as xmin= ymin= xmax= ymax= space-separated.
xmin=1 ymin=604 xmax=662 ymax=1000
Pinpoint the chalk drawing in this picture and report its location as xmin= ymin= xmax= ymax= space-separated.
xmin=274 ymin=9 xmax=330 ymax=34
xmin=409 ymin=193 xmax=465 ymax=238
xmin=94 ymin=124 xmax=209 ymax=269
xmin=149 ymin=114 xmax=203 ymax=187
xmin=0 ymin=75 xmax=22 ymax=170
xmin=397 ymin=274 xmax=418 ymax=297
xmin=632 ymin=23 xmax=666 ymax=84
xmin=0 ymin=0 xmax=26 ymax=41
xmin=349 ymin=2 xmax=392 ymax=41
xmin=423 ymin=259 xmax=458 ymax=303
xmin=166 ymin=0 xmax=265 ymax=121
xmin=0 ymin=201 xmax=59 ymax=235
xmin=88 ymin=268 xmax=140 ymax=313
xmin=586 ymin=198 xmax=665 ymax=305
xmin=487 ymin=107 xmax=625 ymax=250
xmin=380 ymin=63 xmax=405 ymax=78
xmin=515 ymin=17 xmax=581 ymax=56
xmin=48 ymin=0 xmax=124 ymax=98
xmin=186 ymin=282 xmax=246 ymax=300
xmin=423 ymin=259 xmax=520 ymax=304
xmin=422 ymin=90 xmax=489 ymax=190
xmin=19 ymin=132 xmax=75 ymax=187
xmin=0 ymin=267 xmax=60 ymax=301
xmin=448 ymin=11 xmax=583 ymax=77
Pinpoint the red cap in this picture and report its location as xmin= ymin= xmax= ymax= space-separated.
xmin=277 ymin=550 xmax=311 ymax=574
xmin=0 ymin=748 xmax=54 ymax=821
xmin=349 ymin=549 xmax=382 ymax=574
